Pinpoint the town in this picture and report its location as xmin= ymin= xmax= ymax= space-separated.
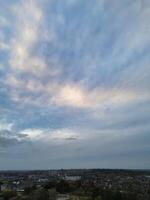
xmin=0 ymin=169 xmax=150 ymax=200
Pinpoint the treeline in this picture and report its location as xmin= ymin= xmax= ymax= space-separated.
xmin=0 ymin=179 xmax=149 ymax=200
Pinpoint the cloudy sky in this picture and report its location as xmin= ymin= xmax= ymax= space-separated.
xmin=0 ymin=0 xmax=150 ymax=170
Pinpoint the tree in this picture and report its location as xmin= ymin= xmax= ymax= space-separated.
xmin=24 ymin=185 xmax=36 ymax=195
xmin=91 ymin=187 xmax=100 ymax=200
xmin=2 ymin=190 xmax=17 ymax=200
xmin=56 ymin=180 xmax=71 ymax=194
xmin=49 ymin=188 xmax=57 ymax=200
xmin=0 ymin=180 xmax=3 ymax=192
xmin=44 ymin=181 xmax=57 ymax=190
xmin=101 ymin=189 xmax=113 ymax=200
xmin=113 ymin=191 xmax=122 ymax=200
xmin=32 ymin=188 xmax=49 ymax=200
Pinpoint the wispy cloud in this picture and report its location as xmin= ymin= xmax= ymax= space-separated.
xmin=0 ymin=120 xmax=27 ymax=148
xmin=9 ymin=0 xmax=46 ymax=75
xmin=21 ymin=128 xmax=79 ymax=142
xmin=0 ymin=0 xmax=150 ymax=169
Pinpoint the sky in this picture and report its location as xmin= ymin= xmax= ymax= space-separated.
xmin=0 ymin=0 xmax=150 ymax=170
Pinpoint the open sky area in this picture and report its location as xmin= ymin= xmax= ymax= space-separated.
xmin=0 ymin=0 xmax=150 ymax=170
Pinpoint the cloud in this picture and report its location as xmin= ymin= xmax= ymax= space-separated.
xmin=54 ymin=84 xmax=89 ymax=108
xmin=0 ymin=42 xmax=9 ymax=51
xmin=0 ymin=136 xmax=19 ymax=148
xmin=0 ymin=120 xmax=28 ymax=148
xmin=6 ymin=76 xmax=149 ymax=109
xmin=54 ymin=84 xmax=145 ymax=108
xmin=0 ymin=121 xmax=13 ymax=131
xmin=9 ymin=0 xmax=46 ymax=75
xmin=21 ymin=128 xmax=79 ymax=143
xmin=0 ymin=129 xmax=26 ymax=148
xmin=5 ymin=0 xmax=150 ymax=111
xmin=0 ymin=15 xmax=9 ymax=27
xmin=0 ymin=0 xmax=150 ymax=169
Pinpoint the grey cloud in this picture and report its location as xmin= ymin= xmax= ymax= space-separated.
xmin=64 ymin=136 xmax=78 ymax=141
xmin=0 ymin=129 xmax=27 ymax=148
xmin=0 ymin=135 xmax=19 ymax=147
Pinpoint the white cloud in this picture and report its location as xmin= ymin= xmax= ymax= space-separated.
xmin=0 ymin=121 xmax=13 ymax=131
xmin=9 ymin=0 xmax=46 ymax=75
xmin=21 ymin=128 xmax=44 ymax=140
xmin=0 ymin=42 xmax=10 ymax=51
xmin=6 ymin=0 xmax=150 ymax=110
xmin=54 ymin=84 xmax=148 ymax=108
xmin=54 ymin=84 xmax=89 ymax=108
xmin=21 ymin=128 xmax=79 ymax=143
xmin=6 ymin=73 xmax=149 ymax=109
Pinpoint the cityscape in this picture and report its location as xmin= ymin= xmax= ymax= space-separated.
xmin=0 ymin=0 xmax=150 ymax=200
xmin=0 ymin=169 xmax=150 ymax=200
